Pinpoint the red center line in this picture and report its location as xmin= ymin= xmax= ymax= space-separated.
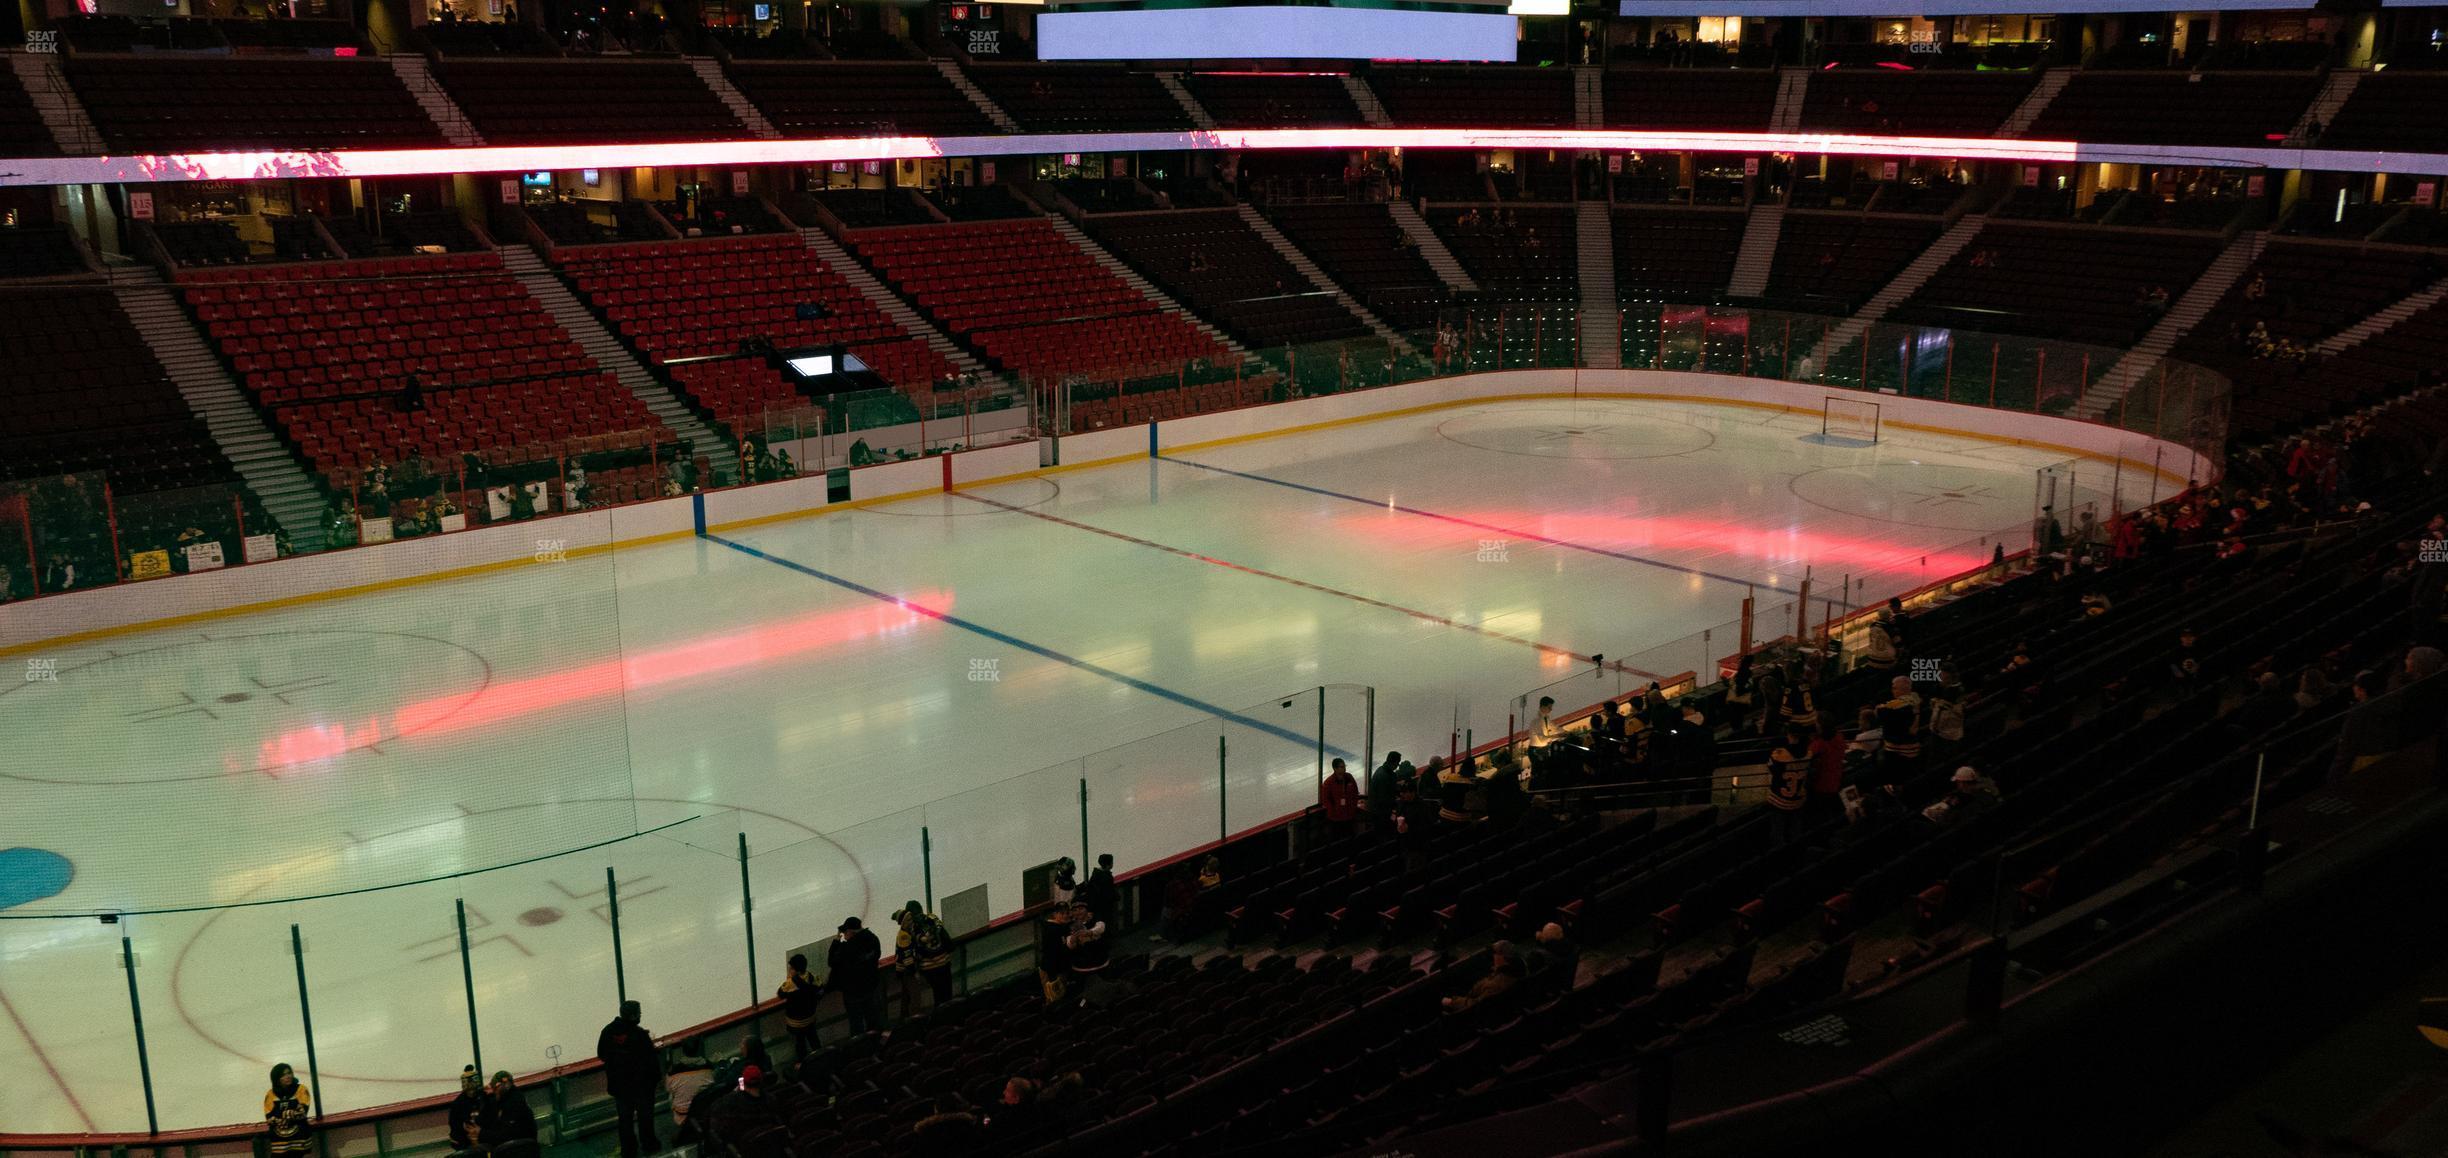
xmin=0 ymin=980 xmax=97 ymax=1132
xmin=951 ymin=491 xmax=1668 ymax=682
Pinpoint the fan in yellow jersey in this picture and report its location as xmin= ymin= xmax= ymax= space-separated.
xmin=264 ymin=1063 xmax=313 ymax=1158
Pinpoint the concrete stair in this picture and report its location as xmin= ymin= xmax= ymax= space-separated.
xmin=1156 ymin=73 xmax=1217 ymax=130
xmin=1804 ymin=214 xmax=1987 ymax=373
xmin=2288 ymin=69 xmax=2364 ymax=146
xmin=497 ymin=244 xmax=729 ymax=460
xmin=1994 ymin=69 xmax=2069 ymax=139
xmin=1340 ymin=74 xmax=1392 ymax=127
xmin=1038 ymin=212 xmax=1245 ymax=356
xmin=9 ymin=51 xmax=104 ymax=154
xmin=689 ymin=57 xmax=782 ymax=140
xmin=112 ymin=267 xmax=328 ymax=549
xmin=796 ymin=226 xmax=1014 ymax=394
xmin=2312 ymin=277 xmax=2448 ymax=356
xmin=1576 ymin=202 xmax=1620 ymax=369
xmin=387 ymin=54 xmax=484 ymax=147
xmin=1236 ymin=204 xmax=1415 ymax=356
xmin=1574 ymin=65 xmax=1603 ymax=130
xmin=936 ymin=59 xmax=1021 ymax=133
xmin=1726 ymin=204 xmax=1785 ymax=299
xmin=1388 ymin=199 xmax=1478 ymax=293
xmin=1769 ymin=68 xmax=1808 ymax=134
xmin=2078 ymin=230 xmax=2265 ymax=418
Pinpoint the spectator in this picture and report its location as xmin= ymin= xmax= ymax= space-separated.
xmin=1435 ymin=756 xmax=1477 ymax=825
xmin=911 ymin=1097 xmax=984 ymax=1156
xmin=1533 ymin=921 xmax=1580 ymax=986
xmin=776 ymin=954 xmax=821 ymax=1057
xmin=2395 ymin=645 xmax=2445 ymax=691
xmin=1063 ymin=901 xmax=1109 ymax=1005
xmin=1156 ymin=868 xmax=1199 ymax=943
xmin=827 ymin=917 xmax=885 ymax=1037
xmin=1764 ymin=727 xmax=1812 ymax=845
xmin=1862 ymin=615 xmax=1898 ymax=671
xmin=1077 ymin=854 xmax=1118 ymax=925
xmin=1724 ymin=654 xmax=1757 ymax=731
xmin=447 ymin=1066 xmax=485 ymax=1157
xmin=2295 ymin=666 xmax=2336 ymax=712
xmin=1672 ymin=700 xmax=1717 ymax=789
xmin=1050 ymin=857 xmax=1078 ymax=907
xmin=1366 ymin=751 xmax=1404 ymax=831
xmin=1778 ymin=677 xmax=1819 ymax=732
xmin=2330 ymin=669 xmax=2400 ymax=781
xmin=984 ymin=1077 xmax=1042 ymax=1139
xmin=895 ymin=901 xmax=955 ymax=1010
xmin=1528 ymin=696 xmax=1560 ymax=751
xmin=477 ymin=1072 xmax=539 ymax=1158
xmin=2168 ymin=628 xmax=2202 ymax=689
xmin=1197 ymin=854 xmax=1222 ymax=891
xmin=1925 ymin=766 xmax=2001 ymax=826
xmin=263 ymin=1066 xmax=314 ymax=1158
xmin=1036 ymin=904 xmax=1074 ymax=1006
xmin=1755 ymin=661 xmax=1787 ymax=737
xmin=1483 ymin=751 xmax=1529 ymax=826
xmin=1320 ymin=757 xmax=1361 ymax=839
xmin=595 ymin=1000 xmax=662 ymax=1158
xmin=1876 ymin=677 xmax=1925 ymax=789
xmin=662 ymin=1041 xmax=715 ymax=1138
xmin=2239 ymin=671 xmax=2295 ymax=725
xmin=708 ymin=1065 xmax=782 ymax=1157
xmin=1444 ymin=943 xmax=1522 ymax=1013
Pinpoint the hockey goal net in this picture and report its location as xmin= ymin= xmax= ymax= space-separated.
xmin=1822 ymin=396 xmax=1882 ymax=444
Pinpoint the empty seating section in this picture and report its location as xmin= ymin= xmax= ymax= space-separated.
xmin=1603 ymin=69 xmax=1777 ymax=130
xmin=1184 ymin=73 xmax=1363 ymax=127
xmin=150 ymin=220 xmax=251 ymax=267
xmin=2027 ymin=72 xmax=2318 ymax=147
xmin=1892 ymin=224 xmax=2223 ymax=345
xmin=1372 ymin=67 xmax=1573 ymax=127
xmin=1764 ymin=212 xmax=1944 ymax=313
xmin=180 ymin=254 xmax=665 ymax=474
xmin=1083 ymin=209 xmax=1369 ymax=346
xmin=0 ymin=225 xmax=84 ymax=278
xmin=724 ymin=62 xmax=997 ymax=137
xmin=965 ymin=64 xmax=1190 ymax=132
xmin=551 ymin=235 xmax=953 ymax=424
xmin=435 ymin=60 xmax=746 ymax=145
xmin=63 ymin=57 xmax=442 ymax=152
xmin=1798 ymin=71 xmax=2035 ymax=136
xmin=1614 ymin=209 xmax=1744 ymax=302
xmin=1262 ymin=203 xmax=1446 ymax=329
xmin=799 ymin=189 xmax=938 ymax=229
xmin=2175 ymin=241 xmax=2448 ymax=435
xmin=2319 ymin=72 xmax=2448 ymax=153
xmin=1431 ymin=207 xmax=1578 ymax=300
xmin=0 ymin=65 xmax=58 ymax=157
xmin=844 ymin=220 xmax=1227 ymax=380
xmin=0 ymin=290 xmax=234 ymax=493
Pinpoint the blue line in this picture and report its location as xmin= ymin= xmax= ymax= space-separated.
xmin=1156 ymin=453 xmax=1799 ymax=596
xmin=706 ymin=532 xmax=1346 ymax=756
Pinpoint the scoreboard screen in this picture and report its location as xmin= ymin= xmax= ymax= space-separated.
xmin=1036 ymin=1 xmax=1519 ymax=62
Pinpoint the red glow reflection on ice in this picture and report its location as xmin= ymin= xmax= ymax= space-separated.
xmin=255 ymin=591 xmax=949 ymax=771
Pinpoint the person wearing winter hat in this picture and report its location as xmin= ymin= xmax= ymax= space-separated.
xmin=709 ymin=1064 xmax=783 ymax=1153
xmin=263 ymin=1063 xmax=314 ymax=1157
xmin=447 ymin=1066 xmax=486 ymax=1157
xmin=479 ymin=1071 xmax=539 ymax=1158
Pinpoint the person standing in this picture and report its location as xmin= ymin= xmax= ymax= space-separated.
xmin=264 ymin=1063 xmax=315 ymax=1158
xmin=1077 ymin=854 xmax=1119 ymax=926
xmin=1764 ymin=727 xmax=1812 ymax=846
xmin=1806 ymin=717 xmax=1848 ymax=826
xmin=776 ymin=954 xmax=822 ymax=1058
xmin=1366 ymin=751 xmax=1404 ymax=833
xmin=1063 ymin=901 xmax=1109 ymax=1006
xmin=895 ymin=901 xmax=955 ymax=1008
xmin=828 ymin=917 xmax=886 ymax=1037
xmin=596 ymin=1000 xmax=662 ymax=1158
xmin=1320 ymin=758 xmax=1361 ymax=840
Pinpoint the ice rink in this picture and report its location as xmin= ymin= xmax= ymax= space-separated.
xmin=0 ymin=396 xmax=2127 ymax=1133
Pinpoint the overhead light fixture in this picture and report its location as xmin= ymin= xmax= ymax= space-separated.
xmin=1510 ymin=0 xmax=1568 ymax=11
